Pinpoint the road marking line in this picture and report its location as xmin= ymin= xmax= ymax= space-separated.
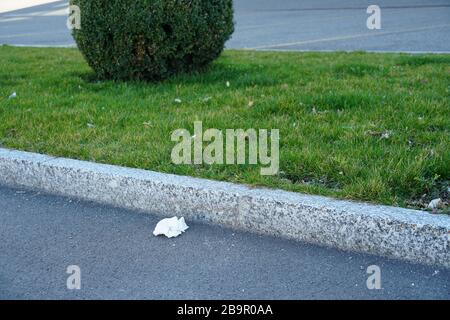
xmin=239 ymin=4 xmax=450 ymax=14
xmin=0 ymin=30 xmax=67 ymax=39
xmin=253 ymin=48 xmax=450 ymax=54
xmin=4 ymin=43 xmax=76 ymax=48
xmin=0 ymin=17 xmax=29 ymax=23
xmin=247 ymin=24 xmax=450 ymax=50
xmin=237 ymin=12 xmax=353 ymax=31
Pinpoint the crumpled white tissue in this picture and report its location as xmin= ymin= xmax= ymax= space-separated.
xmin=153 ymin=217 xmax=189 ymax=238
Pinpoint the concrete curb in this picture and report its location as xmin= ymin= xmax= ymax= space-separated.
xmin=0 ymin=147 xmax=449 ymax=267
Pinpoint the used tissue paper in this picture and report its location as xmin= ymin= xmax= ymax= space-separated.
xmin=153 ymin=217 xmax=189 ymax=238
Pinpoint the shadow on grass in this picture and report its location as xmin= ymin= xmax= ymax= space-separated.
xmin=66 ymin=57 xmax=284 ymax=90
xmin=332 ymin=63 xmax=389 ymax=78
xmin=396 ymin=55 xmax=450 ymax=67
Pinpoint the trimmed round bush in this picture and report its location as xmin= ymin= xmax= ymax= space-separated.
xmin=70 ymin=0 xmax=234 ymax=81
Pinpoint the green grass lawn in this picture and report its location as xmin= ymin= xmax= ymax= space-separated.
xmin=0 ymin=46 xmax=448 ymax=212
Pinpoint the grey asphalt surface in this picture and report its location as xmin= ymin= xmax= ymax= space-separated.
xmin=0 ymin=0 xmax=450 ymax=52
xmin=0 ymin=184 xmax=449 ymax=300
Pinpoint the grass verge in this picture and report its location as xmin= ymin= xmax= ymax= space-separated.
xmin=0 ymin=46 xmax=448 ymax=212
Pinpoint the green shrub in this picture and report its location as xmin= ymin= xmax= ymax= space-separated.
xmin=70 ymin=0 xmax=234 ymax=81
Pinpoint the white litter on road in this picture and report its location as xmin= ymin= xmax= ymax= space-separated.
xmin=153 ymin=217 xmax=189 ymax=238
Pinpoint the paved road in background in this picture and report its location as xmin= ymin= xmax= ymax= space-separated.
xmin=0 ymin=185 xmax=448 ymax=300
xmin=0 ymin=0 xmax=449 ymax=52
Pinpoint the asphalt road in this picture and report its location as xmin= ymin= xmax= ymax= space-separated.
xmin=0 ymin=184 xmax=448 ymax=300
xmin=0 ymin=0 xmax=449 ymax=52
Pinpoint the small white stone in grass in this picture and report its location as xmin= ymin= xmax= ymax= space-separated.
xmin=381 ymin=131 xmax=392 ymax=139
xmin=87 ymin=123 xmax=95 ymax=128
xmin=428 ymin=198 xmax=443 ymax=210
xmin=174 ymin=98 xmax=182 ymax=103
xmin=8 ymin=92 xmax=17 ymax=99
xmin=153 ymin=217 xmax=189 ymax=238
